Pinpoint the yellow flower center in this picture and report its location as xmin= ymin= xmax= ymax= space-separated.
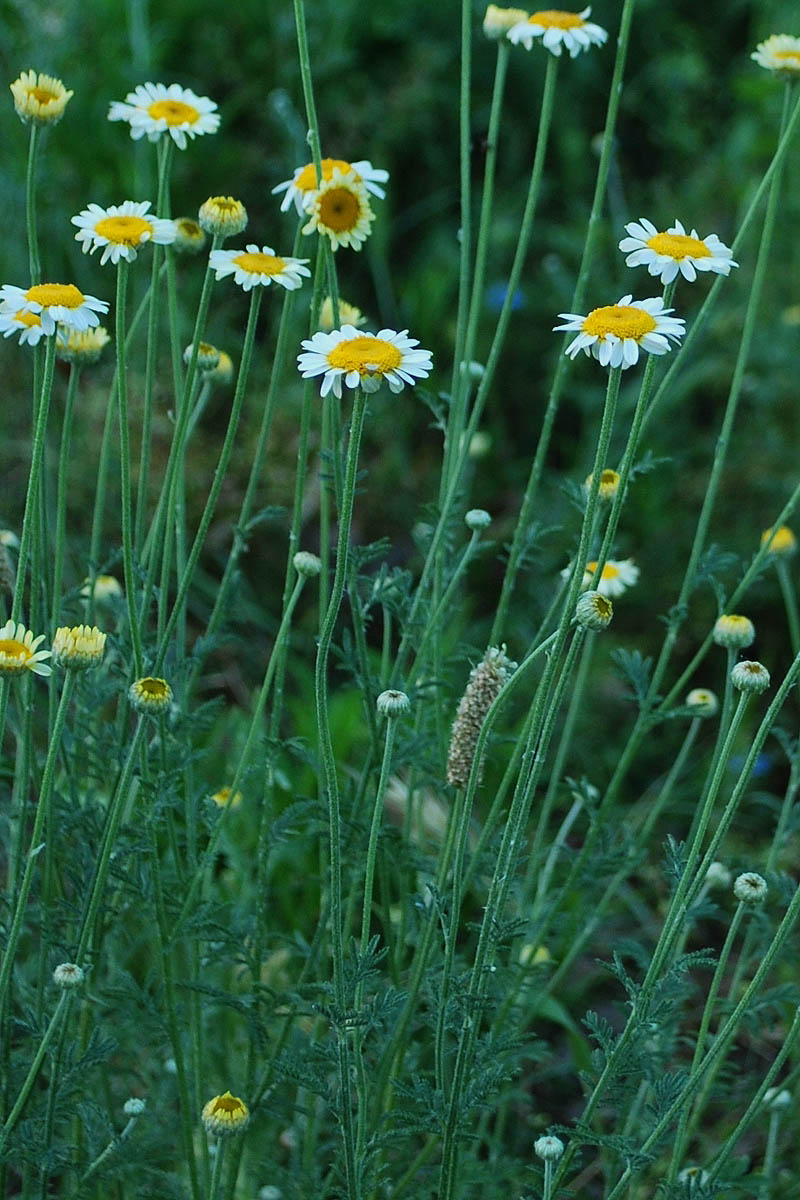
xmin=600 ymin=469 xmax=618 ymax=486
xmin=529 ymin=9 xmax=585 ymax=28
xmin=177 ymin=218 xmax=202 ymax=236
xmin=586 ymin=561 xmax=619 ymax=581
xmin=25 ymin=283 xmax=85 ymax=309
xmin=94 ymin=215 xmax=153 ymax=246
xmin=645 ymin=232 xmax=710 ymax=260
xmin=295 ymin=158 xmax=354 ymax=192
xmin=30 ymin=86 xmax=58 ymax=104
xmin=774 ymin=50 xmax=800 ymax=64
xmin=15 ymin=310 xmax=41 ymax=327
xmin=138 ymin=677 xmax=169 ymax=698
xmin=232 ymin=252 xmax=286 ymax=276
xmin=148 ymin=98 xmax=199 ymax=125
xmin=209 ymin=1093 xmax=246 ymax=1116
xmin=0 ymin=639 xmax=29 ymax=664
xmin=582 ymin=305 xmax=657 ymax=341
xmin=327 ymin=336 xmax=403 ymax=376
xmin=318 ymin=186 xmax=362 ymax=232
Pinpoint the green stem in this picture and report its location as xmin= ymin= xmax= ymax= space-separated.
xmin=489 ymin=0 xmax=637 ymax=643
xmin=25 ymin=124 xmax=41 ymax=285
xmin=153 ymin=286 xmax=262 ymax=673
xmin=12 ymin=334 xmax=56 ymax=623
xmin=0 ymin=992 xmax=71 ymax=1148
xmin=113 ymin=260 xmax=144 ymax=675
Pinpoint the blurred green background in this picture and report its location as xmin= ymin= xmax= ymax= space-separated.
xmin=2 ymin=0 xmax=800 ymax=742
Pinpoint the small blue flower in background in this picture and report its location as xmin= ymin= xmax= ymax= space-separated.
xmin=487 ymin=282 xmax=525 ymax=313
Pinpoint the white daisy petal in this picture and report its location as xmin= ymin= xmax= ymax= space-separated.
xmin=554 ymin=294 xmax=685 ymax=371
xmin=272 ymin=157 xmax=389 ymax=216
xmin=617 ymin=216 xmax=738 ymax=285
xmin=108 ymin=81 xmax=219 ymax=149
xmin=71 ymin=200 xmax=177 ymax=266
xmin=297 ymin=326 xmax=432 ymax=398
xmin=209 ymin=246 xmax=311 ymax=292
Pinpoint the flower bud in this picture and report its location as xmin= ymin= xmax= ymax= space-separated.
xmin=575 ymin=590 xmax=613 ymax=631
xmin=713 ymin=614 xmax=755 ymax=649
xmin=293 ymin=551 xmax=322 ymax=578
xmin=376 ymin=689 xmax=410 ymax=717
xmin=733 ymin=871 xmax=768 ymax=904
xmin=465 ymin=508 xmax=491 ymax=531
xmin=53 ymin=962 xmax=85 ymax=989
xmin=685 ymin=688 xmax=719 ymax=717
xmin=534 ymin=1135 xmax=564 ymax=1161
xmin=731 ymin=660 xmax=770 ymax=694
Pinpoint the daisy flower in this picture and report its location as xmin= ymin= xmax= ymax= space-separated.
xmin=201 ymin=1092 xmax=249 ymax=1137
xmin=273 ymin=157 xmax=389 ymax=215
xmin=0 ymin=620 xmax=51 ymax=677
xmin=72 ymin=201 xmax=177 ymax=266
xmin=0 ymin=283 xmax=108 ymax=333
xmin=301 ymin=170 xmax=375 ymax=251
xmin=209 ymin=245 xmax=311 ymax=292
xmin=108 ymin=81 xmax=219 ymax=149
xmin=56 ymin=325 xmax=111 ymax=364
xmin=619 ymin=218 xmax=738 ymax=284
xmin=561 ymin=558 xmax=639 ymax=597
xmin=298 ymin=325 xmax=433 ymax=398
xmin=761 ymin=524 xmax=797 ymax=556
xmin=0 ymin=308 xmax=46 ymax=346
xmin=10 ymin=69 xmax=73 ymax=125
xmin=507 ymin=7 xmax=607 ymax=56
xmin=554 ymin=294 xmax=685 ymax=369
xmin=198 ymin=196 xmax=248 ymax=238
xmin=752 ymin=35 xmax=800 ymax=76
xmin=319 ymin=296 xmax=366 ymax=332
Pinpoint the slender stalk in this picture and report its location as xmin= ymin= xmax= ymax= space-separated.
xmin=113 ymin=260 xmax=144 ymax=675
xmin=0 ymin=992 xmax=71 ymax=1148
xmin=12 ymin=334 xmax=57 ymax=623
xmin=25 ymin=124 xmax=41 ymax=285
xmin=489 ymin=0 xmax=637 ymax=643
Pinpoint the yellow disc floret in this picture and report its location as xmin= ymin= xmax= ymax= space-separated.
xmin=201 ymin=1091 xmax=249 ymax=1136
xmin=318 ymin=187 xmax=362 ymax=233
xmin=148 ymin=98 xmax=199 ymax=125
xmin=232 ymin=251 xmax=286 ymax=277
xmin=294 ymin=158 xmax=354 ymax=193
xmin=582 ymin=304 xmax=657 ymax=340
xmin=646 ymin=232 xmax=711 ymax=261
xmin=328 ymin=336 xmax=403 ymax=376
xmin=529 ymin=9 xmax=584 ymax=28
xmin=25 ymin=283 xmax=85 ymax=310
xmin=93 ymin=215 xmax=153 ymax=247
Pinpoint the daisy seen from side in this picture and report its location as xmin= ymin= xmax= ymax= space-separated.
xmin=10 ymin=70 xmax=73 ymax=125
xmin=72 ymin=201 xmax=177 ymax=266
xmin=0 ymin=621 xmax=51 ymax=677
xmin=301 ymin=170 xmax=375 ymax=251
xmin=298 ymin=325 xmax=433 ymax=398
xmin=554 ymin=294 xmax=685 ymax=369
xmin=108 ymin=82 xmax=219 ymax=149
xmin=507 ymin=7 xmax=607 ymax=56
xmin=209 ymin=245 xmax=311 ymax=292
xmin=0 ymin=308 xmax=45 ymax=346
xmin=619 ymin=218 xmax=738 ymax=284
xmin=0 ymin=283 xmax=108 ymax=333
xmin=561 ymin=558 xmax=639 ymax=597
xmin=752 ymin=35 xmax=800 ymax=76
xmin=273 ymin=157 xmax=389 ymax=215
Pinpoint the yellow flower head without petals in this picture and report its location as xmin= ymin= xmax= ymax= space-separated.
xmin=201 ymin=1091 xmax=249 ymax=1136
xmin=761 ymin=525 xmax=797 ymax=557
xmin=52 ymin=625 xmax=106 ymax=671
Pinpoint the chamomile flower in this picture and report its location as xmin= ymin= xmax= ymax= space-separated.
xmin=561 ymin=558 xmax=639 ymax=597
xmin=273 ymin=157 xmax=389 ymax=215
xmin=10 ymin=70 xmax=73 ymax=125
xmin=198 ymin=196 xmax=247 ymax=238
xmin=0 ymin=308 xmax=45 ymax=346
xmin=507 ymin=7 xmax=607 ymax=56
xmin=0 ymin=620 xmax=51 ymax=677
xmin=72 ymin=201 xmax=177 ymax=266
xmin=319 ymin=296 xmax=366 ymax=332
xmin=173 ymin=217 xmax=207 ymax=254
xmin=108 ymin=81 xmax=220 ymax=150
xmin=298 ymin=325 xmax=433 ymax=398
xmin=209 ymin=245 xmax=311 ymax=292
xmin=202 ymin=1091 xmax=249 ymax=1136
xmin=301 ymin=170 xmax=375 ymax=251
xmin=211 ymin=786 xmax=242 ymax=809
xmin=619 ymin=218 xmax=737 ymax=284
xmin=761 ymin=524 xmax=797 ymax=557
xmin=554 ymin=295 xmax=685 ymax=370
xmin=129 ymin=676 xmax=173 ymax=715
xmin=51 ymin=625 xmax=106 ymax=671
xmin=56 ymin=325 xmax=111 ymax=364
xmin=483 ymin=5 xmax=530 ymax=39
xmin=0 ymin=283 xmax=108 ymax=333
xmin=752 ymin=35 xmax=800 ymax=76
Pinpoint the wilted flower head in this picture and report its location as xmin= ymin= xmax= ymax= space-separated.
xmin=447 ymin=647 xmax=516 ymax=788
xmin=731 ymin=660 xmax=770 ymax=695
xmin=575 ymin=589 xmax=613 ymax=631
xmin=53 ymin=962 xmax=85 ymax=989
xmin=733 ymin=871 xmax=768 ymax=903
xmin=10 ymin=69 xmax=73 ymax=125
